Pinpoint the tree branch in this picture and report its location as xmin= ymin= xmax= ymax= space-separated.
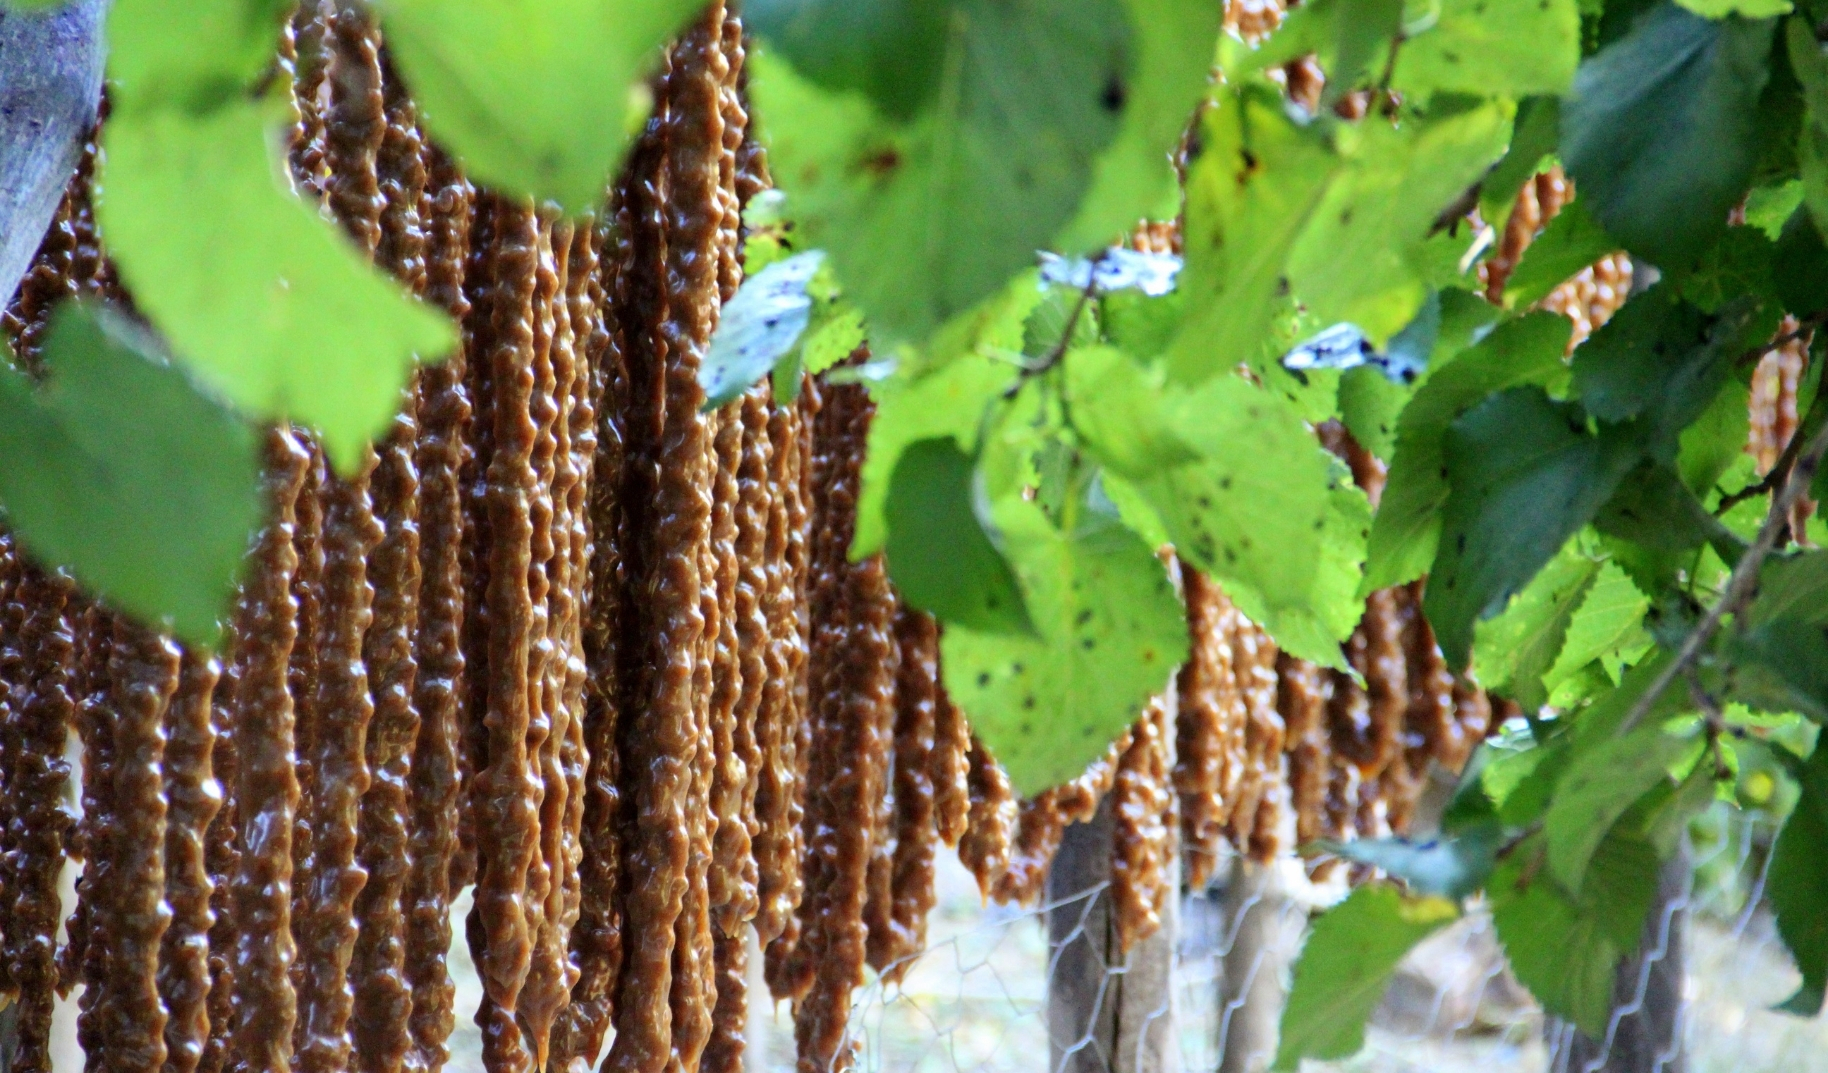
xmin=1617 ymin=417 xmax=1828 ymax=736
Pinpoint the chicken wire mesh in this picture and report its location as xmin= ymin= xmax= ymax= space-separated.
xmin=25 ymin=799 xmax=1818 ymax=1072
xmin=738 ymin=799 xmax=1826 ymax=1073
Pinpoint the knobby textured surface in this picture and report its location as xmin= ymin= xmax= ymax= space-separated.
xmin=0 ymin=3 xmax=1649 ymax=1072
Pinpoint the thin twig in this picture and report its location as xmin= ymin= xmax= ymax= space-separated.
xmin=1005 ymin=268 xmax=1100 ymax=398
xmin=1716 ymin=391 xmax=1827 ymax=516
xmin=1734 ymin=313 xmax=1824 ymax=369
xmin=1617 ymin=416 xmax=1828 ymax=736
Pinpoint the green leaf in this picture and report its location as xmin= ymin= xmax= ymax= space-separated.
xmin=1725 ymin=616 xmax=1828 ymax=720
xmin=1316 ymin=825 xmax=1504 ymax=899
xmin=1674 ymin=225 xmax=1779 ymax=313
xmin=1324 ymin=0 xmax=1404 ymax=105
xmin=1561 ymin=2 xmax=1775 ymax=267
xmin=853 ymin=354 xmax=1022 ymax=559
xmin=1473 ymin=541 xmax=1602 ymax=711
xmin=800 ymin=304 xmax=868 ymax=377
xmin=1164 ymin=84 xmax=1339 ymax=386
xmin=1099 ymin=288 xmax=1184 ymax=361
xmin=750 ymin=0 xmax=1132 ymax=343
xmin=106 ymin=0 xmax=287 ymax=112
xmin=1679 ymin=0 xmax=1793 ymax=14
xmin=97 ymin=100 xmax=457 ymax=471
xmin=1677 ymin=375 xmax=1752 ymax=493
xmin=1489 ymin=841 xmax=1622 ymax=1037
xmin=1367 ymin=312 xmax=1573 ymax=592
xmin=1570 ymin=288 xmax=1709 ymax=422
xmin=1287 ymin=97 xmax=1514 ymax=344
xmin=1775 ymin=209 xmax=1828 ymax=317
xmin=1544 ymin=724 xmax=1698 ymax=892
xmin=744 ymin=0 xmax=949 ymax=118
xmin=1338 ymin=364 xmax=1411 ymax=459
xmin=941 ymin=497 xmax=1187 ymax=795
xmin=883 ymin=437 xmax=1031 ymax=634
xmin=1769 ymin=741 xmax=1828 ymax=1013
xmin=1579 ymin=820 xmax=1663 ymax=953
xmin=1502 ymin=197 xmax=1619 ymax=309
xmin=1054 ymin=0 xmax=1227 ymax=250
xmin=0 ymin=303 xmax=262 ymax=646
xmin=1543 ymin=562 xmax=1653 ymax=693
xmin=1749 ymin=549 xmax=1828 ymax=626
xmin=375 ymin=0 xmax=695 ymax=212
xmin=1595 ymin=462 xmax=1743 ymax=555
xmin=701 ymin=251 xmax=827 ymax=409
xmin=1391 ymin=0 xmax=1581 ymax=102
xmin=1272 ymin=885 xmax=1459 ymax=1071
xmin=1480 ymin=96 xmax=1562 ymax=225
xmin=1746 ymin=179 xmax=1806 ymax=238
xmin=1788 ymin=17 xmax=1828 ymax=239
xmin=1425 ymin=387 xmax=1640 ymax=668
xmin=1133 ymin=375 xmax=1367 ymax=666
xmin=1064 ymin=345 xmax=1201 ymax=476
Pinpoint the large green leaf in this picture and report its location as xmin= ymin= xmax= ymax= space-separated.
xmin=1543 ymin=562 xmax=1652 ymax=695
xmin=1425 ymin=387 xmax=1640 ymax=667
xmin=1770 ymin=742 xmax=1828 ymax=1013
xmin=1571 ymin=287 xmax=1756 ymax=462
xmin=1366 ymin=312 xmax=1572 ymax=591
xmin=1561 ymin=2 xmax=1775 ymax=267
xmin=1123 ymin=374 xmax=1366 ymax=667
xmin=374 ymin=0 xmax=696 ymax=212
xmin=106 ymin=0 xmax=286 ymax=113
xmin=1063 ymin=346 xmax=1201 ymax=476
xmin=1747 ymin=549 xmax=1828 ymax=627
xmin=744 ymin=0 xmax=949 ymax=118
xmin=1162 ymin=84 xmax=1339 ymax=386
xmin=97 ymin=99 xmax=457 ymax=470
xmin=750 ymin=0 xmax=1134 ymax=343
xmin=1285 ymin=97 xmax=1512 ymax=344
xmin=1788 ymin=17 xmax=1828 ymax=238
xmin=853 ymin=355 xmax=1023 ymax=560
xmin=1473 ymin=541 xmax=1602 ymax=711
xmin=1544 ymin=725 xmax=1699 ymax=893
xmin=1724 ymin=616 xmax=1828 ymax=721
xmin=0 ymin=304 xmax=262 ymax=646
xmin=1391 ymin=0 xmax=1582 ymax=102
xmin=1055 ymin=0 xmax=1226 ymax=250
xmin=884 ymin=438 xmax=1031 ymax=634
xmin=941 ymin=496 xmax=1187 ymax=795
xmin=1490 ymin=840 xmax=1622 ymax=1037
xmin=1273 ymin=885 xmax=1459 ymax=1070
xmin=1502 ymin=197 xmax=1620 ymax=309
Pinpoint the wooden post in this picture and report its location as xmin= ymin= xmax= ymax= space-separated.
xmin=1213 ymin=857 xmax=1307 ymax=1073
xmin=1046 ymin=799 xmax=1181 ymax=1073
xmin=0 ymin=0 xmax=107 ymax=307
xmin=1547 ymin=844 xmax=1690 ymax=1073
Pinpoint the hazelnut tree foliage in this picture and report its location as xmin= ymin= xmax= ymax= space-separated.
xmin=6 ymin=0 xmax=1828 ymax=1062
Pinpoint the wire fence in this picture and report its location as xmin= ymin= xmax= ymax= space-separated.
xmin=42 ymin=797 xmax=1798 ymax=1073
xmin=781 ymin=800 xmax=1828 ymax=1073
